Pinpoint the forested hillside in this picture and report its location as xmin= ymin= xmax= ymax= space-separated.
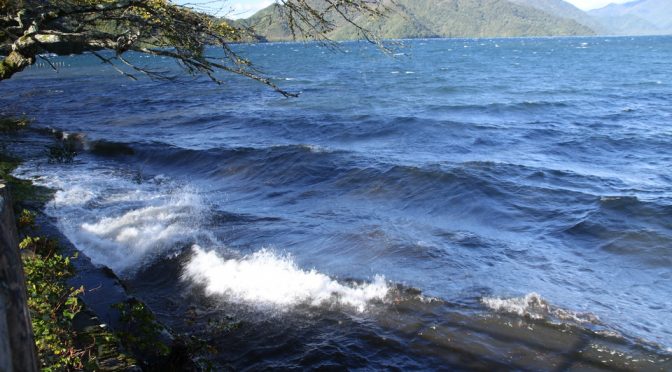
xmin=239 ymin=0 xmax=595 ymax=41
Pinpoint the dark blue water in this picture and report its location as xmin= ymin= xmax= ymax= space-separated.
xmin=2 ymin=36 xmax=672 ymax=369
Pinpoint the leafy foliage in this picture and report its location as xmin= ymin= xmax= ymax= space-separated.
xmin=17 ymin=208 xmax=36 ymax=231
xmin=21 ymin=234 xmax=86 ymax=371
xmin=17 ymin=212 xmax=84 ymax=369
xmin=17 ymin=210 xmax=138 ymax=371
xmin=0 ymin=0 xmax=388 ymax=94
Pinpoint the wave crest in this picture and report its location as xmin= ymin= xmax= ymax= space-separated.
xmin=184 ymin=246 xmax=389 ymax=312
xmin=482 ymin=293 xmax=601 ymax=325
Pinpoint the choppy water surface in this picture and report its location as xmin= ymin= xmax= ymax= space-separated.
xmin=2 ymin=36 xmax=672 ymax=369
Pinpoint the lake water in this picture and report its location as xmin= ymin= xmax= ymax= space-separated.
xmin=3 ymin=36 xmax=672 ymax=369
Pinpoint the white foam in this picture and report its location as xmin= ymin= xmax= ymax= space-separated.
xmin=271 ymin=144 xmax=332 ymax=154
xmin=482 ymin=292 xmax=549 ymax=319
xmin=74 ymin=191 xmax=206 ymax=272
xmin=53 ymin=185 xmax=95 ymax=206
xmin=17 ymin=158 xmax=390 ymax=312
xmin=15 ymin=161 xmax=212 ymax=273
xmin=299 ymin=144 xmax=331 ymax=153
xmin=482 ymin=293 xmax=601 ymax=325
xmin=184 ymin=246 xmax=389 ymax=312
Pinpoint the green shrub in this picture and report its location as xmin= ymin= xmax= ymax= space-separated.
xmin=17 ymin=208 xmax=36 ymax=232
xmin=21 ymin=235 xmax=85 ymax=371
xmin=21 ymin=235 xmax=139 ymax=371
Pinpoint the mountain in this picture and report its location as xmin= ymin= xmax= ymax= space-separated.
xmin=239 ymin=0 xmax=595 ymax=41
xmin=508 ymin=0 xmax=606 ymax=32
xmin=589 ymin=0 xmax=672 ymax=35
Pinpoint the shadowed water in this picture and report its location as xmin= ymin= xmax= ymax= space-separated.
xmin=2 ymin=36 xmax=672 ymax=369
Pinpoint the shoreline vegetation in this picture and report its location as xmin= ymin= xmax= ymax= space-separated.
xmin=0 ymin=117 xmax=213 ymax=371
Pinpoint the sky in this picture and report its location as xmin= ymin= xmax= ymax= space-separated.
xmin=174 ymin=0 xmax=274 ymax=18
xmin=567 ymin=0 xmax=633 ymax=10
xmin=174 ymin=0 xmax=636 ymax=19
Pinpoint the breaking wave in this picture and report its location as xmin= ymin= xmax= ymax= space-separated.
xmin=183 ymin=246 xmax=390 ymax=312
xmin=482 ymin=292 xmax=601 ymax=325
xmin=15 ymin=161 xmax=214 ymax=273
xmin=72 ymin=190 xmax=206 ymax=272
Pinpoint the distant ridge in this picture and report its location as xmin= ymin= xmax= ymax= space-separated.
xmin=239 ymin=0 xmax=596 ymax=41
xmin=508 ymin=0 xmax=606 ymax=33
xmin=589 ymin=0 xmax=672 ymax=35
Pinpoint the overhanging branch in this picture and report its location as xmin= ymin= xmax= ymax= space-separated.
xmin=0 ymin=0 xmax=390 ymax=95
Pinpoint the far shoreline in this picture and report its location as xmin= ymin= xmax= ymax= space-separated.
xmin=227 ymin=33 xmax=671 ymax=46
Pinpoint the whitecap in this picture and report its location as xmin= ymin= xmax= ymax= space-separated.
xmin=482 ymin=293 xmax=601 ymax=325
xmin=183 ymin=246 xmax=389 ymax=312
xmin=482 ymin=292 xmax=549 ymax=319
xmin=299 ymin=144 xmax=331 ymax=153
